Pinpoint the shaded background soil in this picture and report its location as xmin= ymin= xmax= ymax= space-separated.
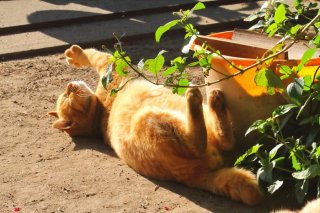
xmin=0 ymin=34 xmax=299 ymax=213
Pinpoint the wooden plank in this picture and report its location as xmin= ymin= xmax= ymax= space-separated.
xmin=232 ymin=29 xmax=319 ymax=59
xmin=0 ymin=1 xmax=264 ymax=60
xmin=195 ymin=35 xmax=287 ymax=59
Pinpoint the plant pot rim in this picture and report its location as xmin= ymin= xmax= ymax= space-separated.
xmin=192 ymin=30 xmax=320 ymax=67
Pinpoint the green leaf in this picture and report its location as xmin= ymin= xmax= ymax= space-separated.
xmin=110 ymin=88 xmax=119 ymax=96
xmin=267 ymin=180 xmax=284 ymax=194
xmin=266 ymin=23 xmax=279 ymax=37
xmin=273 ymin=156 xmax=285 ymax=163
xmin=234 ymin=144 xmax=263 ymax=166
xmin=177 ymin=79 xmax=189 ymax=95
xmin=188 ymin=61 xmax=199 ymax=67
xmin=155 ymin=20 xmax=179 ymax=43
xmin=312 ymin=35 xmax=320 ymax=47
xmin=267 ymin=69 xmax=284 ymax=88
xmin=292 ymin=165 xmax=320 ymax=180
xmin=274 ymin=4 xmax=286 ymax=24
xmin=269 ymin=42 xmax=285 ymax=55
xmin=255 ymin=68 xmax=269 ymax=87
xmin=162 ymin=66 xmax=177 ymax=77
xmin=291 ymin=154 xmax=301 ymax=171
xmin=303 ymin=75 xmax=312 ymax=91
xmin=269 ymin=144 xmax=284 ymax=160
xmin=290 ymin=24 xmax=301 ymax=35
xmin=192 ymin=2 xmax=205 ymax=11
xmin=279 ymin=65 xmax=292 ymax=78
xmin=172 ymin=56 xmax=185 ymax=66
xmin=287 ymin=78 xmax=304 ymax=105
xmin=295 ymin=180 xmax=309 ymax=204
xmin=144 ymin=54 xmax=165 ymax=75
xmin=158 ymin=50 xmax=168 ymax=56
xmin=249 ymin=20 xmax=265 ymax=30
xmin=272 ymin=104 xmax=297 ymax=118
xmin=246 ymin=120 xmax=271 ymax=136
xmin=255 ymin=68 xmax=284 ymax=94
xmin=257 ymin=162 xmax=275 ymax=183
xmin=102 ymin=63 xmax=114 ymax=89
xmin=294 ymin=0 xmax=302 ymax=8
xmin=244 ymin=13 xmax=259 ymax=22
xmin=296 ymin=48 xmax=317 ymax=73
xmin=137 ymin=59 xmax=144 ymax=71
xmin=115 ymin=58 xmax=129 ymax=77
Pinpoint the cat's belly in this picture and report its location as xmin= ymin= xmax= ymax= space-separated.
xmin=109 ymin=135 xmax=210 ymax=182
xmin=107 ymin=80 xmax=211 ymax=181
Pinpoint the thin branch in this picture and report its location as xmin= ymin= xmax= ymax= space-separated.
xmin=116 ymin=12 xmax=320 ymax=89
xmin=199 ymin=12 xmax=320 ymax=78
xmin=118 ymin=75 xmax=140 ymax=90
xmin=312 ymin=66 xmax=320 ymax=85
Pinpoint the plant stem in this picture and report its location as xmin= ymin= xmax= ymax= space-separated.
xmin=266 ymin=135 xmax=309 ymax=165
xmin=115 ymin=11 xmax=320 ymax=89
xmin=196 ymin=12 xmax=320 ymax=84
xmin=117 ymin=75 xmax=140 ymax=90
xmin=275 ymin=166 xmax=295 ymax=173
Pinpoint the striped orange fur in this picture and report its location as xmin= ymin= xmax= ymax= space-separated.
xmin=48 ymin=45 xmax=264 ymax=205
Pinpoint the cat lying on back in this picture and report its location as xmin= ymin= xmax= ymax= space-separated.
xmin=48 ymin=45 xmax=263 ymax=205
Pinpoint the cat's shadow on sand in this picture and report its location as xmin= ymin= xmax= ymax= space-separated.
xmin=70 ymin=136 xmax=299 ymax=213
xmin=71 ymin=136 xmax=117 ymax=158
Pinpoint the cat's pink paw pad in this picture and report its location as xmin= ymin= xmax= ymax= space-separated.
xmin=65 ymin=45 xmax=82 ymax=57
xmin=64 ymin=45 xmax=83 ymax=67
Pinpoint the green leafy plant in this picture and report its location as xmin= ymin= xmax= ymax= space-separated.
xmin=235 ymin=0 xmax=320 ymax=204
xmin=104 ymin=0 xmax=320 ymax=204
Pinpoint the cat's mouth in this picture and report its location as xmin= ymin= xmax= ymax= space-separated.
xmin=62 ymin=120 xmax=74 ymax=130
xmin=66 ymin=81 xmax=93 ymax=98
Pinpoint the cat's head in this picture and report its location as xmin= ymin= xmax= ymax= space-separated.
xmin=48 ymin=81 xmax=100 ymax=137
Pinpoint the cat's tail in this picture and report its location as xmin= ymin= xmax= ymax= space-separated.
xmin=197 ymin=167 xmax=264 ymax=206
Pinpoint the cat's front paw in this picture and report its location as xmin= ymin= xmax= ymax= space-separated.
xmin=64 ymin=45 xmax=86 ymax=68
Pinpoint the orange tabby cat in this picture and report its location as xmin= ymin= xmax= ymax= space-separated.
xmin=48 ymin=45 xmax=263 ymax=205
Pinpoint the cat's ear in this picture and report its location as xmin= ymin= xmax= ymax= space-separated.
xmin=47 ymin=111 xmax=58 ymax=118
xmin=52 ymin=119 xmax=73 ymax=130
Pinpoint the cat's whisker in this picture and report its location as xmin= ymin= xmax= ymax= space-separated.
xmin=75 ymin=89 xmax=91 ymax=98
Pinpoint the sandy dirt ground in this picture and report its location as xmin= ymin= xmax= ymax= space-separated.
xmin=0 ymin=36 xmax=299 ymax=213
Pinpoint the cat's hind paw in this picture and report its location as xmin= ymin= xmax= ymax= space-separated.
xmin=210 ymin=168 xmax=264 ymax=206
xmin=208 ymin=89 xmax=225 ymax=110
xmin=186 ymin=88 xmax=203 ymax=106
xmin=64 ymin=45 xmax=87 ymax=68
xmin=239 ymin=179 xmax=264 ymax=206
